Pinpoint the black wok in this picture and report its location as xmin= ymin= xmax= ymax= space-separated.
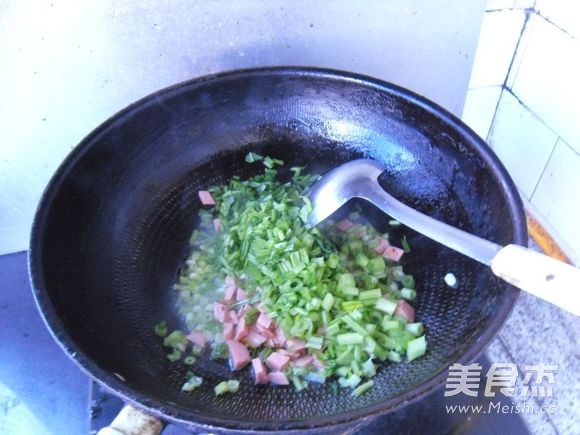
xmin=29 ymin=67 xmax=526 ymax=432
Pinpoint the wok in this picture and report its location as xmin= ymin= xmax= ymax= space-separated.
xmin=29 ymin=67 xmax=526 ymax=432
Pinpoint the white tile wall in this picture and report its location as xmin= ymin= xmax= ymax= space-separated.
xmin=536 ymin=0 xmax=580 ymax=38
xmin=461 ymin=86 xmax=502 ymax=140
xmin=531 ymin=140 xmax=580 ymax=263
xmin=488 ymin=90 xmax=558 ymax=199
xmin=509 ymin=14 xmax=580 ymax=153
xmin=486 ymin=0 xmax=535 ymax=11
xmin=468 ymin=10 xmax=526 ymax=88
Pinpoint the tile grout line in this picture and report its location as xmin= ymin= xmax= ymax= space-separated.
xmin=536 ymin=12 xmax=577 ymax=39
xmin=502 ymin=7 xmax=534 ymax=91
xmin=497 ymin=335 xmax=561 ymax=434
xmin=529 ymin=136 xmax=558 ymax=200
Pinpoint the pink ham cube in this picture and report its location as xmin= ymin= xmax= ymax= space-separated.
xmin=236 ymin=288 xmax=247 ymax=301
xmin=336 ymin=218 xmax=353 ymax=231
xmin=186 ymin=331 xmax=205 ymax=348
xmin=395 ymin=300 xmax=415 ymax=323
xmin=225 ymin=275 xmax=237 ymax=288
xmin=235 ymin=317 xmax=250 ymax=341
xmin=285 ymin=338 xmax=306 ymax=352
xmin=383 ymin=245 xmax=405 ymax=262
xmin=268 ymin=372 xmax=289 ymax=386
xmin=213 ymin=218 xmax=222 ymax=232
xmin=243 ymin=331 xmax=267 ymax=348
xmin=198 ymin=190 xmax=215 ymax=205
xmin=374 ymin=238 xmax=390 ymax=255
xmin=251 ymin=358 xmax=268 ymax=384
xmin=293 ymin=355 xmax=314 ymax=368
xmin=266 ymin=352 xmax=291 ymax=371
xmin=256 ymin=312 xmax=273 ymax=330
xmin=213 ymin=303 xmax=229 ymax=323
xmin=226 ymin=340 xmax=251 ymax=370
xmin=224 ymin=285 xmax=237 ymax=303
xmin=223 ymin=322 xmax=235 ymax=340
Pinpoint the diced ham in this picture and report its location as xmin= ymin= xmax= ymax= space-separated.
xmin=266 ymin=352 xmax=291 ymax=371
xmin=236 ymin=288 xmax=247 ymax=301
xmin=255 ymin=324 xmax=276 ymax=339
xmin=336 ymin=218 xmax=353 ymax=231
xmin=229 ymin=310 xmax=239 ymax=324
xmin=225 ymin=275 xmax=237 ymax=288
xmin=293 ymin=355 xmax=314 ymax=368
xmin=274 ymin=326 xmax=286 ymax=347
xmin=383 ymin=245 xmax=405 ymax=262
xmin=266 ymin=338 xmax=276 ymax=348
xmin=252 ymin=358 xmax=268 ymax=384
xmin=395 ymin=300 xmax=415 ymax=323
xmin=256 ymin=312 xmax=273 ymax=329
xmin=235 ymin=317 xmax=250 ymax=341
xmin=277 ymin=349 xmax=301 ymax=360
xmin=226 ymin=340 xmax=251 ymax=370
xmin=213 ymin=218 xmax=222 ymax=232
xmin=186 ymin=331 xmax=206 ymax=348
xmin=356 ymin=229 xmax=367 ymax=239
xmin=374 ymin=238 xmax=390 ymax=255
xmin=243 ymin=331 xmax=268 ymax=348
xmin=224 ymin=285 xmax=237 ymax=303
xmin=223 ymin=322 xmax=235 ymax=340
xmin=285 ymin=338 xmax=306 ymax=352
xmin=312 ymin=357 xmax=326 ymax=369
xmin=268 ymin=372 xmax=289 ymax=386
xmin=213 ymin=303 xmax=229 ymax=323
xmin=198 ymin=190 xmax=215 ymax=205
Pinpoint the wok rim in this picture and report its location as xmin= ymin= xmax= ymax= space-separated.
xmin=28 ymin=66 xmax=526 ymax=432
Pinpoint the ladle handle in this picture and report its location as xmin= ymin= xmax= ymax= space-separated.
xmin=491 ymin=244 xmax=580 ymax=316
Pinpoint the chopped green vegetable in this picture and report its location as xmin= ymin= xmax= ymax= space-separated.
xmin=407 ymin=335 xmax=427 ymax=361
xmin=401 ymin=236 xmax=411 ymax=253
xmin=181 ymin=375 xmax=203 ymax=392
xmin=154 ymin=321 xmax=168 ymax=337
xmin=351 ymin=380 xmax=374 ymax=397
xmin=157 ymin=152 xmax=427 ymax=395
xmin=215 ymin=380 xmax=240 ymax=395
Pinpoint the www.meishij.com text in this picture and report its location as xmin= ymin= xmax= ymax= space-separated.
xmin=446 ymin=402 xmax=556 ymax=415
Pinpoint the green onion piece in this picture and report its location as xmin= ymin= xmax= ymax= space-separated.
xmin=352 ymin=380 xmax=374 ymax=397
xmin=163 ymin=330 xmax=186 ymax=348
xmin=359 ymin=289 xmax=381 ymax=301
xmin=355 ymin=253 xmax=369 ymax=267
xmin=407 ymin=335 xmax=427 ymax=361
xmin=244 ymin=307 xmax=260 ymax=325
xmin=184 ymin=356 xmax=196 ymax=365
xmin=388 ymin=350 xmax=402 ymax=363
xmin=245 ymin=152 xmax=263 ymax=163
xmin=214 ymin=381 xmax=230 ymax=396
xmin=401 ymin=275 xmax=415 ymax=289
xmin=375 ymin=298 xmax=397 ymax=315
xmin=306 ymin=336 xmax=324 ymax=349
xmin=389 ymin=220 xmax=401 ymax=226
xmin=154 ymin=321 xmax=168 ymax=337
xmin=226 ymin=380 xmax=240 ymax=393
xmin=381 ymin=318 xmax=401 ymax=331
xmin=181 ymin=375 xmax=203 ymax=392
xmin=406 ymin=322 xmax=424 ymax=337
xmin=337 ymin=333 xmax=364 ymax=345
xmin=401 ymin=236 xmax=411 ymax=253
xmin=191 ymin=345 xmax=204 ymax=356
xmin=367 ymin=257 xmax=385 ymax=274
xmin=167 ymin=349 xmax=181 ymax=362
xmin=400 ymin=288 xmax=416 ymax=301
xmin=341 ymin=301 xmax=362 ymax=312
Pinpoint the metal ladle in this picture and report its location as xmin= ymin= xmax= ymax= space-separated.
xmin=307 ymin=159 xmax=580 ymax=316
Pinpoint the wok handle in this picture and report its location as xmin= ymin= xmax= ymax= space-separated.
xmin=97 ymin=404 xmax=163 ymax=435
xmin=491 ymin=244 xmax=580 ymax=316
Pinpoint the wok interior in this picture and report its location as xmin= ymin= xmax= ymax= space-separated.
xmin=34 ymin=70 xmax=522 ymax=429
